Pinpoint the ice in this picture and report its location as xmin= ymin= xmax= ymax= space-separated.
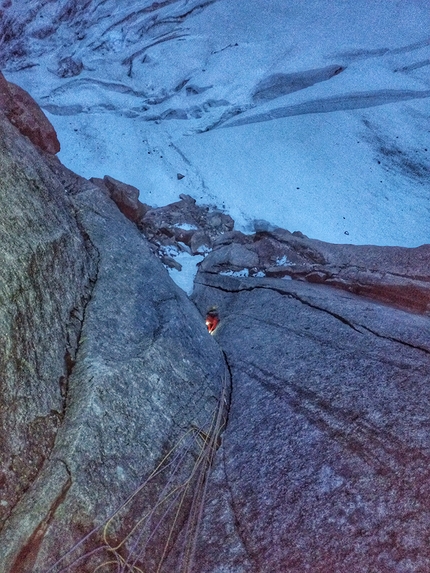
xmin=275 ymin=256 xmax=292 ymax=267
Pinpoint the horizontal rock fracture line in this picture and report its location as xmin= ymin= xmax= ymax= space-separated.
xmin=357 ymin=323 xmax=430 ymax=355
xmin=198 ymin=278 xmax=363 ymax=333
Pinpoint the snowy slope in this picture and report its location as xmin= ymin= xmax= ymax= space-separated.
xmin=1 ymin=0 xmax=429 ymax=246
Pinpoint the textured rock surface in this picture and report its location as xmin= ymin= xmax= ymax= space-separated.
xmin=199 ymin=228 xmax=430 ymax=314
xmin=0 ymin=114 xmax=93 ymax=531
xmin=139 ymin=193 xmax=235 ymax=269
xmin=191 ymin=268 xmax=430 ymax=573
xmin=0 ymin=71 xmax=60 ymax=154
xmin=0 ymin=113 xmax=227 ymax=572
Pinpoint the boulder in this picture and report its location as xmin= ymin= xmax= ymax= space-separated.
xmin=100 ymin=174 xmax=149 ymax=222
xmin=190 ymin=230 xmax=212 ymax=254
xmin=56 ymin=56 xmax=83 ymax=78
xmin=0 ymin=71 xmax=60 ymax=154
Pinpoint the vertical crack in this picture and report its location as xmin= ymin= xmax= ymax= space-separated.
xmin=220 ymin=350 xmax=232 ymax=436
xmin=59 ymin=211 xmax=101 ymax=419
xmin=217 ymin=350 xmax=255 ymax=568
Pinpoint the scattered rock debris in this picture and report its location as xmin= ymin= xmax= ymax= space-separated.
xmin=95 ymin=174 xmax=430 ymax=314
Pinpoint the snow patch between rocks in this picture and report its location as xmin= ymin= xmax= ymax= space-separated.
xmin=220 ymin=268 xmax=250 ymax=278
xmin=275 ymin=255 xmax=293 ymax=266
xmin=162 ymin=248 xmax=204 ymax=295
xmin=173 ymin=223 xmax=199 ymax=231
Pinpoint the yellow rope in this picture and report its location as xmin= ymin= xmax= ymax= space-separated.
xmin=53 ymin=370 xmax=229 ymax=573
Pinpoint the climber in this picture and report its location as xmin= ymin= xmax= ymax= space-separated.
xmin=205 ymin=310 xmax=219 ymax=334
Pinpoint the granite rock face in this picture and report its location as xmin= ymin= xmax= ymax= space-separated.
xmin=0 ymin=114 xmax=93 ymax=533
xmin=190 ymin=258 xmax=430 ymax=573
xmin=0 ymin=112 xmax=227 ymax=572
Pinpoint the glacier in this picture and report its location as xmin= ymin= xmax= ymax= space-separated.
xmin=0 ymin=0 xmax=429 ymax=246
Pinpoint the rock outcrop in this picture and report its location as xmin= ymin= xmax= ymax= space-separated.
xmin=139 ymin=193 xmax=234 ymax=254
xmin=197 ymin=227 xmax=430 ymax=314
xmin=0 ymin=101 xmax=93 ymax=537
xmin=0 ymin=99 xmax=227 ymax=572
xmin=0 ymin=71 xmax=60 ymax=154
xmin=89 ymin=175 xmax=149 ymax=223
xmin=191 ymin=257 xmax=430 ymax=573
